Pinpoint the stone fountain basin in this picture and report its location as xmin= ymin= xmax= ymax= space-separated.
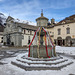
xmin=30 ymin=45 xmax=56 ymax=58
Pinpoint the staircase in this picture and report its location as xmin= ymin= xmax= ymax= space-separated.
xmin=11 ymin=56 xmax=73 ymax=71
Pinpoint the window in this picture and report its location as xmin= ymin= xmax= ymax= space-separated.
xmin=58 ymin=29 xmax=61 ymax=35
xmin=66 ymin=27 xmax=70 ymax=34
xmin=30 ymin=31 xmax=32 ymax=35
xmin=28 ymin=36 xmax=30 ymax=44
xmin=28 ymin=36 xmax=30 ymax=40
xmin=24 ymin=30 xmax=25 ymax=34
xmin=1 ymin=37 xmax=3 ymax=39
xmin=54 ymin=40 xmax=56 ymax=44
xmin=1 ymin=40 xmax=3 ymax=43
xmin=28 ymin=30 xmax=29 ymax=33
xmin=63 ymin=40 xmax=65 ymax=45
xmin=50 ymin=31 xmax=51 ymax=33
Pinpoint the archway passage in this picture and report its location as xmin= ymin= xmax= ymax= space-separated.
xmin=66 ymin=36 xmax=72 ymax=46
xmin=57 ymin=37 xmax=62 ymax=46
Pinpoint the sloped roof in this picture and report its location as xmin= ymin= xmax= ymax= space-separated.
xmin=36 ymin=16 xmax=49 ymax=21
xmin=56 ymin=14 xmax=75 ymax=25
xmin=6 ymin=16 xmax=14 ymax=22
xmin=16 ymin=22 xmax=38 ymax=30
xmin=36 ymin=13 xmax=49 ymax=21
xmin=6 ymin=16 xmax=38 ymax=31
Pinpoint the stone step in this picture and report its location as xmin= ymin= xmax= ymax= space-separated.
xmin=16 ymin=59 xmax=68 ymax=65
xmin=0 ymin=61 xmax=7 ymax=65
xmin=22 ymin=56 xmax=63 ymax=61
xmin=11 ymin=60 xmax=73 ymax=71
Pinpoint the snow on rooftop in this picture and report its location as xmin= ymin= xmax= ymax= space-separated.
xmin=14 ymin=18 xmax=36 ymax=26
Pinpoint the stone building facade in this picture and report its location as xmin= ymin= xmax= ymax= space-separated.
xmin=0 ymin=25 xmax=4 ymax=46
xmin=46 ymin=15 xmax=75 ymax=46
xmin=0 ymin=32 xmax=3 ymax=45
xmin=3 ymin=13 xmax=75 ymax=47
xmin=3 ymin=16 xmax=38 ymax=46
xmin=53 ymin=23 xmax=75 ymax=46
xmin=36 ymin=12 xmax=75 ymax=46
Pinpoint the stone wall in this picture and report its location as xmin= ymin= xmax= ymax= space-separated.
xmin=30 ymin=45 xmax=56 ymax=58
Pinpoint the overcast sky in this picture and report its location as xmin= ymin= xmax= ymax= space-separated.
xmin=0 ymin=0 xmax=75 ymax=23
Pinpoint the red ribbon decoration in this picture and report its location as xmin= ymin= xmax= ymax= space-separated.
xmin=28 ymin=27 xmax=50 ymax=58
xmin=28 ymin=28 xmax=39 ymax=57
xmin=28 ymin=31 xmax=36 ymax=57
xmin=43 ymin=28 xmax=50 ymax=58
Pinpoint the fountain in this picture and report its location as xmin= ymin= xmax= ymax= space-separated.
xmin=28 ymin=27 xmax=56 ymax=58
xmin=11 ymin=11 xmax=73 ymax=71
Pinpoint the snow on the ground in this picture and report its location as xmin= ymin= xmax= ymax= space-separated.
xmin=0 ymin=46 xmax=75 ymax=75
xmin=6 ymin=51 xmax=14 ymax=54
xmin=0 ymin=55 xmax=4 ymax=56
xmin=0 ymin=57 xmax=75 ymax=75
xmin=56 ymin=46 xmax=75 ymax=55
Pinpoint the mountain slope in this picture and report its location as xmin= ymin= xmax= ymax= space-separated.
xmin=0 ymin=13 xmax=6 ymax=25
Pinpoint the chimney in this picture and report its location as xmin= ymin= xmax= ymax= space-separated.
xmin=51 ymin=18 xmax=55 ymax=25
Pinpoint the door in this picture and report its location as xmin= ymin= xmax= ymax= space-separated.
xmin=58 ymin=40 xmax=62 ymax=46
xmin=7 ymin=34 xmax=10 ymax=45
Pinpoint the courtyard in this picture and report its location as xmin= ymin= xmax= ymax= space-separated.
xmin=0 ymin=46 xmax=75 ymax=75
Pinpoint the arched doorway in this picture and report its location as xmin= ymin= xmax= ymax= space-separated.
xmin=66 ymin=36 xmax=72 ymax=46
xmin=57 ymin=37 xmax=62 ymax=46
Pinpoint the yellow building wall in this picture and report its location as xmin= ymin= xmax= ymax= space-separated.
xmin=22 ymin=22 xmax=75 ymax=46
xmin=54 ymin=23 xmax=75 ymax=39
xmin=46 ymin=27 xmax=54 ymax=42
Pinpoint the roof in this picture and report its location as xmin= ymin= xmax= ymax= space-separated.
xmin=6 ymin=16 xmax=38 ymax=31
xmin=6 ymin=16 xmax=14 ymax=22
xmin=36 ymin=16 xmax=49 ymax=21
xmin=16 ymin=22 xmax=38 ymax=31
xmin=56 ymin=14 xmax=75 ymax=25
xmin=36 ymin=13 xmax=49 ymax=21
